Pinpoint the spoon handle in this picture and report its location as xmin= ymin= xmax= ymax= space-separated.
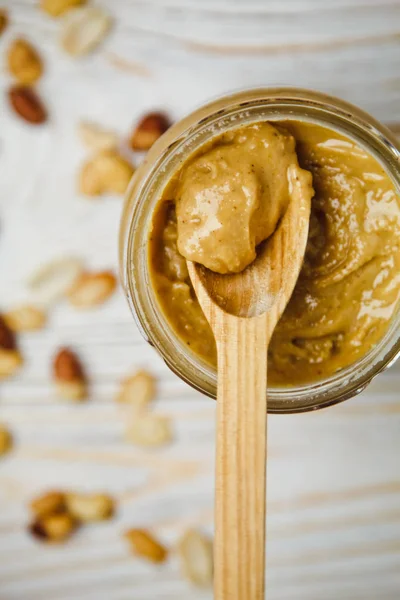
xmin=214 ymin=311 xmax=269 ymax=600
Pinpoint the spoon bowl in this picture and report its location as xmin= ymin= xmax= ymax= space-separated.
xmin=188 ymin=167 xmax=311 ymax=320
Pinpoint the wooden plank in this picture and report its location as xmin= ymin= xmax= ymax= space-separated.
xmin=0 ymin=0 xmax=400 ymax=598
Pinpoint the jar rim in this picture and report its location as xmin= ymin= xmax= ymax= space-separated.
xmin=120 ymin=87 xmax=400 ymax=413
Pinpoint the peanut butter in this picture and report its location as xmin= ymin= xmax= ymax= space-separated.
xmin=175 ymin=123 xmax=313 ymax=274
xmin=148 ymin=120 xmax=400 ymax=385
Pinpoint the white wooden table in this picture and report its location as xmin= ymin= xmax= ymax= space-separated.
xmin=1 ymin=1 xmax=400 ymax=598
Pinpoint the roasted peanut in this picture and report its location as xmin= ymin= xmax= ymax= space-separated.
xmin=68 ymin=271 xmax=117 ymax=308
xmin=125 ymin=412 xmax=172 ymax=448
xmin=0 ymin=9 xmax=8 ymax=35
xmin=0 ymin=316 xmax=23 ymax=380
xmin=61 ymin=7 xmax=112 ymax=56
xmin=124 ymin=529 xmax=168 ymax=563
xmin=8 ymin=85 xmax=47 ymax=125
xmin=78 ymin=121 xmax=119 ymax=152
xmin=30 ymin=491 xmax=66 ymax=519
xmin=53 ymin=347 xmax=87 ymax=401
xmin=28 ymin=256 xmax=84 ymax=306
xmin=66 ymin=492 xmax=115 ymax=522
xmin=7 ymin=38 xmax=43 ymax=84
xmin=41 ymin=0 xmax=87 ymax=17
xmin=29 ymin=512 xmax=77 ymax=543
xmin=130 ymin=112 xmax=170 ymax=151
xmin=79 ymin=150 xmax=134 ymax=197
xmin=116 ymin=369 xmax=156 ymax=407
xmin=0 ymin=425 xmax=13 ymax=457
xmin=178 ymin=529 xmax=213 ymax=587
xmin=4 ymin=305 xmax=46 ymax=332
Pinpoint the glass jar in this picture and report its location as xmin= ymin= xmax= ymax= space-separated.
xmin=119 ymin=88 xmax=400 ymax=414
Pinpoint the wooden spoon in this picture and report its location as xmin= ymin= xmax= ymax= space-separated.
xmin=187 ymin=178 xmax=311 ymax=600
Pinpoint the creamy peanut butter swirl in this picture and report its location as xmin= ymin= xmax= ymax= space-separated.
xmin=149 ymin=121 xmax=400 ymax=385
xmin=175 ymin=122 xmax=313 ymax=274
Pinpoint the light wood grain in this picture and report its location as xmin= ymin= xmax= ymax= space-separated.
xmin=214 ymin=315 xmax=268 ymax=600
xmin=1 ymin=1 xmax=400 ymax=599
